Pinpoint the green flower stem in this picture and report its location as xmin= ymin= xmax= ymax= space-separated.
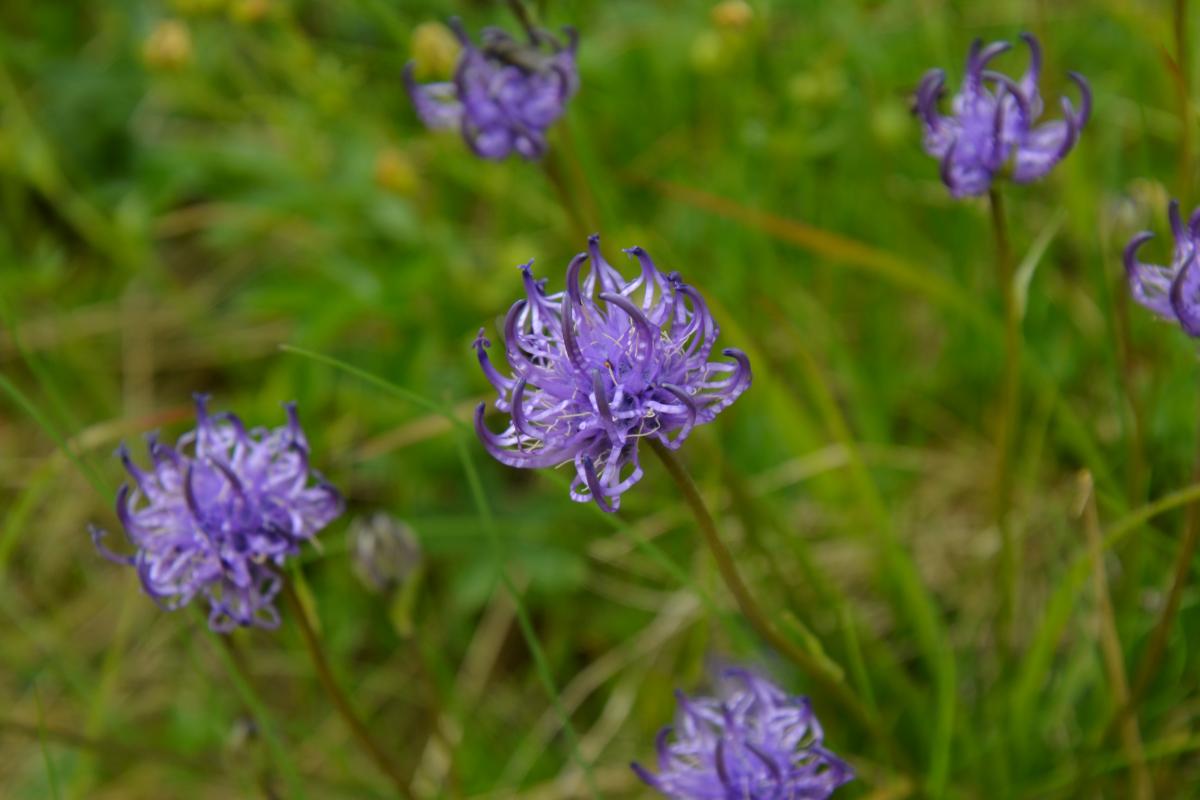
xmin=989 ymin=187 xmax=1021 ymax=654
xmin=281 ymin=578 xmax=414 ymax=800
xmin=647 ymin=438 xmax=892 ymax=754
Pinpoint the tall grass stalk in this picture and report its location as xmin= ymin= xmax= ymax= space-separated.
xmin=1079 ymin=472 xmax=1152 ymax=800
xmin=789 ymin=344 xmax=955 ymax=794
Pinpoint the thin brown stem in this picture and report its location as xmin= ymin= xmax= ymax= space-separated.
xmin=989 ymin=187 xmax=1021 ymax=653
xmin=542 ymin=146 xmax=592 ymax=242
xmin=282 ymin=579 xmax=414 ymax=799
xmin=646 ymin=438 xmax=894 ymax=755
xmin=1113 ymin=274 xmax=1149 ymax=505
xmin=1176 ymin=0 xmax=1193 ymax=204
xmin=503 ymin=0 xmax=540 ymax=41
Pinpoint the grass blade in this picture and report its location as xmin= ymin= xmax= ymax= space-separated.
xmin=284 ymin=343 xmax=601 ymax=797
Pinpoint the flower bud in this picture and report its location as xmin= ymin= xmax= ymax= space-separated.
xmin=349 ymin=513 xmax=422 ymax=594
xmin=373 ymin=147 xmax=419 ymax=197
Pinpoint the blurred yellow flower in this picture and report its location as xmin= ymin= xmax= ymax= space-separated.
xmin=142 ymin=20 xmax=192 ymax=71
xmin=229 ymin=0 xmax=271 ymax=24
xmin=411 ymin=22 xmax=461 ymax=81
xmin=787 ymin=66 xmax=847 ymax=106
xmin=374 ymin=147 xmax=419 ymax=197
xmin=169 ymin=0 xmax=226 ymax=15
xmin=690 ymin=30 xmax=727 ymax=74
xmin=711 ymin=0 xmax=753 ymax=30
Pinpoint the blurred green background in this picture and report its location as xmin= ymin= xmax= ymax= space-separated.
xmin=3 ymin=0 xmax=1200 ymax=797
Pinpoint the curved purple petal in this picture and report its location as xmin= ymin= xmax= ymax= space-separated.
xmin=632 ymin=670 xmax=854 ymax=800
xmin=474 ymin=240 xmax=750 ymax=511
xmin=1171 ymin=252 xmax=1200 ymax=336
xmin=89 ymin=397 xmax=342 ymax=633
xmin=403 ymin=64 xmax=463 ymax=130
xmin=920 ymin=35 xmax=1088 ymax=194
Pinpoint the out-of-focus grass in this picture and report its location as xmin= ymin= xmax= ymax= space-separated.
xmin=2 ymin=0 xmax=1200 ymax=797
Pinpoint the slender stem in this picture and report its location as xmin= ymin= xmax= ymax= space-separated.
xmin=989 ymin=187 xmax=1021 ymax=653
xmin=646 ymin=439 xmax=890 ymax=751
xmin=1130 ymin=410 xmax=1200 ymax=702
xmin=542 ymin=147 xmax=592 ymax=242
xmin=282 ymin=579 xmax=414 ymax=799
xmin=209 ymin=627 xmax=307 ymax=799
xmin=33 ymin=683 xmax=62 ymax=800
xmin=1113 ymin=274 xmax=1148 ymax=505
xmin=1102 ymin=411 xmax=1200 ymax=744
xmin=1080 ymin=473 xmax=1152 ymax=800
xmin=1176 ymin=0 xmax=1193 ymax=204
xmin=503 ymin=0 xmax=540 ymax=41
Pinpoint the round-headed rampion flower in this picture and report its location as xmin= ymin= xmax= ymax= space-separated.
xmin=1125 ymin=199 xmax=1200 ymax=336
xmin=474 ymin=236 xmax=751 ymax=512
xmin=90 ymin=395 xmax=343 ymax=632
xmin=632 ymin=669 xmax=854 ymax=800
xmin=915 ymin=34 xmax=1090 ymax=197
xmin=404 ymin=18 xmax=578 ymax=161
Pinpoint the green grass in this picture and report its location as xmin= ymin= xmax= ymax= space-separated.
xmin=3 ymin=0 xmax=1200 ymax=797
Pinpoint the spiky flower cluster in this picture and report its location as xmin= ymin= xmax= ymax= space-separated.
xmin=632 ymin=669 xmax=854 ymax=800
xmin=1125 ymin=200 xmax=1200 ymax=336
xmin=404 ymin=19 xmax=578 ymax=161
xmin=916 ymin=34 xmax=1090 ymax=197
xmin=474 ymin=236 xmax=751 ymax=512
xmin=91 ymin=396 xmax=343 ymax=632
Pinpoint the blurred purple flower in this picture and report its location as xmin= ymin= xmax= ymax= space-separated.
xmin=916 ymin=33 xmax=1090 ymax=197
xmin=632 ymin=669 xmax=854 ymax=800
xmin=91 ymin=395 xmax=343 ymax=632
xmin=474 ymin=236 xmax=751 ymax=512
xmin=1125 ymin=199 xmax=1200 ymax=336
xmin=404 ymin=18 xmax=578 ymax=161
xmin=349 ymin=513 xmax=422 ymax=594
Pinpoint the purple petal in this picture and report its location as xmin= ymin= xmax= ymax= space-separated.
xmin=1125 ymin=231 xmax=1176 ymax=318
xmin=1170 ymin=252 xmax=1200 ymax=336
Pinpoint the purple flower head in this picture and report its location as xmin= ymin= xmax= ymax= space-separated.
xmin=916 ymin=34 xmax=1090 ymax=197
xmin=1125 ymin=199 xmax=1200 ymax=336
xmin=474 ymin=236 xmax=751 ymax=512
xmin=404 ymin=18 xmax=578 ymax=161
xmin=632 ymin=669 xmax=854 ymax=800
xmin=90 ymin=395 xmax=343 ymax=632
